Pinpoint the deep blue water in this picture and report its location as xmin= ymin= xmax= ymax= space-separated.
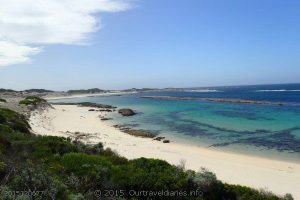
xmin=50 ymin=84 xmax=300 ymax=162
xmin=139 ymin=83 xmax=300 ymax=103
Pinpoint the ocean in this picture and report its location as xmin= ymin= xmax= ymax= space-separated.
xmin=50 ymin=83 xmax=300 ymax=162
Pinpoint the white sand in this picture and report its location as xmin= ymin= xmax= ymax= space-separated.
xmin=29 ymin=105 xmax=300 ymax=199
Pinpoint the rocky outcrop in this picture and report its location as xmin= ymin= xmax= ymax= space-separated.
xmin=154 ymin=136 xmax=165 ymax=141
xmin=113 ymin=125 xmax=158 ymax=138
xmin=118 ymin=108 xmax=136 ymax=116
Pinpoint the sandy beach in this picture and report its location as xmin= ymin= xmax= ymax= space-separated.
xmin=29 ymin=104 xmax=300 ymax=199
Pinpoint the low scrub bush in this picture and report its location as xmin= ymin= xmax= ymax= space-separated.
xmin=19 ymin=96 xmax=46 ymax=106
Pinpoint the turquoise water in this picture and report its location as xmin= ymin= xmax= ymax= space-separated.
xmin=50 ymin=84 xmax=300 ymax=162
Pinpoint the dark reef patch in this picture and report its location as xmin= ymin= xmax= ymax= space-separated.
xmin=141 ymin=109 xmax=300 ymax=153
xmin=214 ymin=110 xmax=273 ymax=121
xmin=121 ymin=105 xmax=300 ymax=153
xmin=210 ymin=127 xmax=300 ymax=153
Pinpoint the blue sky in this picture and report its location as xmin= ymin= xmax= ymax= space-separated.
xmin=0 ymin=0 xmax=300 ymax=90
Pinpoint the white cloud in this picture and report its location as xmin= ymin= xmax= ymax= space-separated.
xmin=0 ymin=41 xmax=41 ymax=66
xmin=0 ymin=0 xmax=131 ymax=67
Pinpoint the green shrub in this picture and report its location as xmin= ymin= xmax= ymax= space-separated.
xmin=0 ymin=108 xmax=30 ymax=133
xmin=112 ymin=157 xmax=188 ymax=192
xmin=284 ymin=193 xmax=294 ymax=200
xmin=223 ymin=184 xmax=283 ymax=200
xmin=60 ymin=153 xmax=113 ymax=192
xmin=61 ymin=153 xmax=112 ymax=175
xmin=0 ymin=98 xmax=7 ymax=103
xmin=67 ymin=193 xmax=85 ymax=200
xmin=188 ymin=168 xmax=219 ymax=191
xmin=32 ymin=136 xmax=78 ymax=159
xmin=19 ymin=96 xmax=46 ymax=106
xmin=5 ymin=165 xmax=68 ymax=200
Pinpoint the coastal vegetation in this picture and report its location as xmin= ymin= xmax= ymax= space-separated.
xmin=0 ymin=98 xmax=7 ymax=103
xmin=67 ymin=88 xmax=106 ymax=94
xmin=121 ymin=88 xmax=158 ymax=93
xmin=23 ymin=89 xmax=54 ymax=93
xmin=0 ymin=107 xmax=292 ymax=200
xmin=0 ymin=89 xmax=16 ymax=93
xmin=19 ymin=96 xmax=47 ymax=106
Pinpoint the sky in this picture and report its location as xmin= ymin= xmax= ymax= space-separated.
xmin=0 ymin=0 xmax=300 ymax=91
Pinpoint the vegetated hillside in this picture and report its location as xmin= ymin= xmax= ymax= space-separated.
xmin=0 ymin=108 xmax=293 ymax=200
xmin=19 ymin=96 xmax=47 ymax=106
xmin=0 ymin=89 xmax=16 ymax=93
xmin=121 ymin=88 xmax=158 ymax=92
xmin=67 ymin=88 xmax=106 ymax=94
xmin=23 ymin=89 xmax=54 ymax=93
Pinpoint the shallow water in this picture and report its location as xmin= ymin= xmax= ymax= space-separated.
xmin=50 ymin=84 xmax=300 ymax=162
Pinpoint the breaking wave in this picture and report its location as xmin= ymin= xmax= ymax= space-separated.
xmin=256 ymin=89 xmax=300 ymax=92
xmin=184 ymin=89 xmax=221 ymax=93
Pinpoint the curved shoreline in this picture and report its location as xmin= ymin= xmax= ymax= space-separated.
xmin=29 ymin=104 xmax=300 ymax=199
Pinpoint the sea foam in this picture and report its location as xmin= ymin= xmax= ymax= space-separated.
xmin=256 ymin=89 xmax=300 ymax=92
xmin=184 ymin=89 xmax=221 ymax=92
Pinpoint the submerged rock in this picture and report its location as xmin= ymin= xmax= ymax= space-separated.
xmin=113 ymin=124 xmax=158 ymax=138
xmin=118 ymin=108 xmax=136 ymax=116
xmin=123 ymin=129 xmax=156 ymax=138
